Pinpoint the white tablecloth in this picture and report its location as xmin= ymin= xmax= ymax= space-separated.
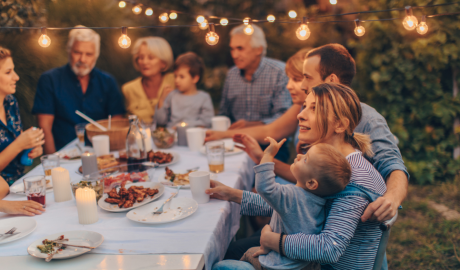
xmin=0 ymin=140 xmax=255 ymax=269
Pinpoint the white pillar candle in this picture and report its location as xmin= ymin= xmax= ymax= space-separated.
xmin=143 ymin=127 xmax=152 ymax=152
xmin=81 ymin=152 xmax=98 ymax=176
xmin=76 ymin=187 xmax=99 ymax=224
xmin=177 ymin=122 xmax=188 ymax=146
xmin=92 ymin=135 xmax=110 ymax=157
xmin=51 ymin=167 xmax=73 ymax=202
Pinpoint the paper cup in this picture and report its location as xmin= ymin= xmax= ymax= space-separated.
xmin=186 ymin=128 xmax=206 ymax=151
xmin=189 ymin=171 xmax=210 ymax=204
xmin=212 ymin=116 xmax=231 ymax=131
xmin=92 ymin=135 xmax=110 ymax=156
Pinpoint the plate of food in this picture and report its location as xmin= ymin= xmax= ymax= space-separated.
xmin=147 ymin=150 xmax=180 ymax=167
xmin=158 ymin=167 xmax=197 ymax=189
xmin=27 ymin=231 xmax=103 ymax=261
xmin=58 ymin=146 xmax=93 ymax=162
xmin=9 ymin=178 xmax=53 ymax=195
xmin=126 ymin=197 xmax=198 ymax=224
xmin=98 ymin=181 xmax=164 ymax=212
xmin=0 ymin=217 xmax=37 ymax=245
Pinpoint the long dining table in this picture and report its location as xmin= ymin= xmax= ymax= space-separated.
xmin=0 ymin=138 xmax=256 ymax=270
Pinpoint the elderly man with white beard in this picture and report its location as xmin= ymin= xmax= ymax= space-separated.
xmin=33 ymin=26 xmax=125 ymax=153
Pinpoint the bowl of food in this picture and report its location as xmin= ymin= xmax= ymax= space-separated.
xmin=86 ymin=119 xmax=130 ymax=151
xmin=152 ymin=127 xmax=176 ymax=149
xmin=70 ymin=177 xmax=104 ymax=202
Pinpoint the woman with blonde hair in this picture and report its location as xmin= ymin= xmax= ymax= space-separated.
xmin=122 ymin=37 xmax=175 ymax=123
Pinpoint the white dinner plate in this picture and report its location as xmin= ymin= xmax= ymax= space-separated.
xmin=0 ymin=217 xmax=37 ymax=245
xmin=10 ymin=179 xmax=53 ymax=196
xmin=157 ymin=171 xmax=191 ymax=189
xmin=154 ymin=151 xmax=180 ymax=167
xmin=27 ymin=230 xmax=103 ymax=260
xmin=98 ymin=182 xmax=164 ymax=212
xmin=126 ymin=197 xmax=198 ymax=224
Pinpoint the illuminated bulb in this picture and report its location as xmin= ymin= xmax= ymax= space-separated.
xmin=267 ymin=15 xmax=275 ymax=22
xmin=145 ymin=8 xmax=153 ymax=16
xmin=296 ymin=24 xmax=310 ymax=40
xmin=118 ymin=1 xmax=126 ymax=8
xmin=243 ymin=17 xmax=250 ymax=25
xmin=38 ymin=34 xmax=51 ymax=47
xmin=196 ymin=16 xmax=205 ymax=23
xmin=118 ymin=27 xmax=131 ymax=49
xmin=220 ymin=18 xmax=228 ymax=26
xmin=416 ymin=16 xmax=428 ymax=35
xmin=244 ymin=24 xmax=254 ymax=35
xmin=402 ymin=7 xmax=418 ymax=31
xmin=206 ymin=31 xmax=219 ymax=45
xmin=159 ymin=13 xmax=169 ymax=23
xmin=199 ymin=19 xmax=208 ymax=30
xmin=132 ymin=5 xmax=142 ymax=15
xmin=169 ymin=12 xmax=177 ymax=19
xmin=330 ymin=0 xmax=337 ymax=4
xmin=354 ymin=26 xmax=365 ymax=36
xmin=288 ymin=10 xmax=297 ymax=19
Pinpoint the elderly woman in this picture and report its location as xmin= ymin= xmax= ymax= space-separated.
xmin=122 ymin=37 xmax=175 ymax=123
xmin=0 ymin=47 xmax=44 ymax=185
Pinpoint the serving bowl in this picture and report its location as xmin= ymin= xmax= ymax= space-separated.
xmin=86 ymin=119 xmax=129 ymax=151
xmin=152 ymin=127 xmax=176 ymax=149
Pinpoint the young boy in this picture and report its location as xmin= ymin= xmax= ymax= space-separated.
xmin=154 ymin=52 xmax=214 ymax=128
xmin=241 ymin=137 xmax=351 ymax=270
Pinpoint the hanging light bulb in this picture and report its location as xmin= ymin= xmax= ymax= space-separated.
xmin=206 ymin=23 xmax=219 ymax=46
xmin=132 ymin=5 xmax=142 ymax=15
xmin=296 ymin=17 xmax=310 ymax=40
xmin=118 ymin=1 xmax=126 ymax=8
xmin=220 ymin=18 xmax=228 ymax=26
xmin=169 ymin=12 xmax=178 ymax=20
xmin=354 ymin=19 xmax=365 ymax=37
xmin=118 ymin=27 xmax=131 ymax=49
xmin=244 ymin=23 xmax=254 ymax=35
xmin=288 ymin=10 xmax=297 ymax=19
xmin=416 ymin=15 xmax=428 ymax=35
xmin=38 ymin=28 xmax=51 ymax=48
xmin=145 ymin=8 xmax=153 ymax=16
xmin=196 ymin=15 xmax=205 ymax=23
xmin=330 ymin=0 xmax=337 ymax=5
xmin=159 ymin=13 xmax=169 ymax=23
xmin=402 ymin=6 xmax=418 ymax=31
xmin=199 ymin=19 xmax=208 ymax=30
xmin=243 ymin=17 xmax=250 ymax=25
xmin=267 ymin=15 xmax=275 ymax=22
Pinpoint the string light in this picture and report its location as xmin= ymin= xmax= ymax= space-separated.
xmin=132 ymin=5 xmax=142 ymax=15
xmin=169 ymin=12 xmax=178 ymax=19
xmin=354 ymin=19 xmax=365 ymax=37
xmin=243 ymin=17 xmax=251 ymax=25
xmin=196 ymin=15 xmax=205 ymax=23
xmin=38 ymin=27 xmax=51 ymax=48
xmin=118 ymin=1 xmax=126 ymax=8
xmin=145 ymin=8 xmax=153 ymax=16
xmin=416 ymin=15 xmax=428 ymax=35
xmin=296 ymin=17 xmax=310 ymax=40
xmin=206 ymin=23 xmax=219 ymax=45
xmin=159 ymin=12 xmax=169 ymax=23
xmin=220 ymin=18 xmax=228 ymax=26
xmin=267 ymin=15 xmax=275 ymax=22
xmin=118 ymin=27 xmax=131 ymax=49
xmin=244 ymin=23 xmax=254 ymax=35
xmin=403 ymin=6 xmax=418 ymax=30
xmin=330 ymin=0 xmax=337 ymax=5
xmin=199 ymin=19 xmax=208 ymax=30
xmin=288 ymin=10 xmax=297 ymax=19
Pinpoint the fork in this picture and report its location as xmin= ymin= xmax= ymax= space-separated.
xmin=0 ymin=227 xmax=17 ymax=238
xmin=153 ymin=185 xmax=181 ymax=215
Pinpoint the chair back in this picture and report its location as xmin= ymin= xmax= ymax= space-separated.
xmin=372 ymin=212 xmax=398 ymax=270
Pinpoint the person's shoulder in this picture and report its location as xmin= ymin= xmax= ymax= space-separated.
xmin=226 ymin=66 xmax=240 ymax=75
xmin=264 ymin=57 xmax=286 ymax=72
xmin=196 ymin=90 xmax=212 ymax=98
xmin=163 ymin=72 xmax=175 ymax=83
xmin=4 ymin=94 xmax=18 ymax=105
xmin=122 ymin=77 xmax=142 ymax=92
xmin=93 ymin=68 xmax=117 ymax=82
xmin=40 ymin=64 xmax=67 ymax=78
xmin=360 ymin=102 xmax=386 ymax=122
xmin=347 ymin=152 xmax=386 ymax=194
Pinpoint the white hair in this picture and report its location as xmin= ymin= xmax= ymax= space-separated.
xmin=131 ymin=37 xmax=174 ymax=72
xmin=230 ymin=24 xmax=267 ymax=56
xmin=66 ymin=25 xmax=101 ymax=58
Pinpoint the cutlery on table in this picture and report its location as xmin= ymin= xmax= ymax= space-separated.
xmin=153 ymin=185 xmax=181 ymax=215
xmin=186 ymin=166 xmax=199 ymax=172
xmin=0 ymin=227 xmax=17 ymax=238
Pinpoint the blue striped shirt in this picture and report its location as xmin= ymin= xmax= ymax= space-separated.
xmin=240 ymin=151 xmax=387 ymax=269
xmin=218 ymin=57 xmax=292 ymax=124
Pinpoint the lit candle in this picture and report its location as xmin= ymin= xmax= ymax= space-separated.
xmin=177 ymin=122 xmax=189 ymax=146
xmin=76 ymin=187 xmax=99 ymax=224
xmin=81 ymin=152 xmax=98 ymax=176
xmin=51 ymin=167 xmax=73 ymax=202
xmin=142 ymin=127 xmax=152 ymax=152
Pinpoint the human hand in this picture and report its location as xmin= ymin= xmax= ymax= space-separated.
xmin=259 ymin=225 xmax=276 ymax=253
xmin=252 ymin=245 xmax=271 ymax=258
xmin=233 ymin=134 xmax=264 ymax=164
xmin=228 ymin=119 xmax=247 ymax=130
xmin=15 ymin=127 xmax=44 ymax=151
xmin=361 ymin=194 xmax=398 ymax=223
xmin=205 ymin=180 xmax=243 ymax=204
xmin=0 ymin=200 xmax=45 ymax=216
xmin=205 ymin=130 xmax=225 ymax=142
xmin=262 ymin=137 xmax=286 ymax=160
xmin=28 ymin=146 xmax=43 ymax=159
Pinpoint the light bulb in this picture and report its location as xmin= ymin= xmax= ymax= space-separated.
xmin=416 ymin=16 xmax=428 ymax=35
xmin=38 ymin=34 xmax=51 ymax=48
xmin=118 ymin=1 xmax=126 ymax=8
xmin=132 ymin=5 xmax=142 ymax=15
xmin=296 ymin=24 xmax=310 ymax=40
xmin=145 ymin=8 xmax=153 ymax=16
xmin=330 ymin=0 xmax=337 ymax=4
xmin=199 ymin=19 xmax=208 ymax=30
xmin=244 ymin=24 xmax=254 ymax=35
xmin=118 ymin=34 xmax=131 ymax=48
xmin=354 ymin=26 xmax=365 ymax=36
xmin=402 ymin=15 xmax=418 ymax=30
xmin=206 ymin=31 xmax=219 ymax=45
xmin=267 ymin=15 xmax=275 ymax=22
xmin=159 ymin=13 xmax=169 ymax=23
xmin=169 ymin=12 xmax=177 ymax=19
xmin=288 ymin=10 xmax=297 ymax=19
xmin=196 ymin=16 xmax=205 ymax=23
xmin=243 ymin=17 xmax=250 ymax=25
xmin=220 ymin=18 xmax=228 ymax=26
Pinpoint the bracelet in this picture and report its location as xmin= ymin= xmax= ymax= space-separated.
xmin=279 ymin=232 xmax=285 ymax=256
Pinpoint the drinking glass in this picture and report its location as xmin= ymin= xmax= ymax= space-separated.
xmin=205 ymin=141 xmax=225 ymax=173
xmin=75 ymin=123 xmax=87 ymax=147
xmin=23 ymin=175 xmax=47 ymax=207
xmin=41 ymin=154 xmax=60 ymax=182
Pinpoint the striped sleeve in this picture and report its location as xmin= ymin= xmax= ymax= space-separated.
xmin=240 ymin=191 xmax=274 ymax=217
xmin=284 ymin=195 xmax=369 ymax=264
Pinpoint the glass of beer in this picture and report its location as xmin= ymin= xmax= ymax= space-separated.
xmin=40 ymin=154 xmax=60 ymax=183
xmin=205 ymin=141 xmax=225 ymax=173
xmin=75 ymin=123 xmax=87 ymax=147
xmin=23 ymin=175 xmax=47 ymax=208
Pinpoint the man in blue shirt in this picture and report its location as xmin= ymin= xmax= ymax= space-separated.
xmin=33 ymin=26 xmax=125 ymax=153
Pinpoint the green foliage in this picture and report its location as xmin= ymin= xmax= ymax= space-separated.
xmin=0 ymin=0 xmax=45 ymax=26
